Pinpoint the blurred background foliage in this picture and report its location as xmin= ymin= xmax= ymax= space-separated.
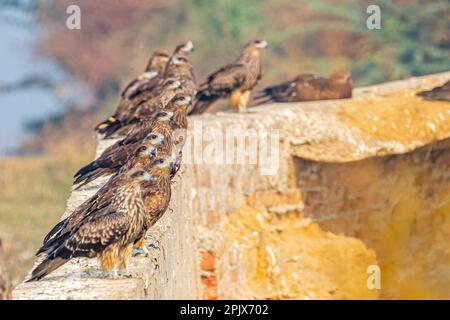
xmin=0 ymin=0 xmax=449 ymax=283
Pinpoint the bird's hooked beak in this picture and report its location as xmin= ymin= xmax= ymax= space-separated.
xmin=142 ymin=172 xmax=156 ymax=182
xmin=173 ymin=80 xmax=182 ymax=89
xmin=256 ymin=40 xmax=268 ymax=49
xmin=169 ymin=159 xmax=176 ymax=171
xmin=164 ymin=80 xmax=182 ymax=90
xmin=146 ymin=146 xmax=157 ymax=157
xmin=179 ymin=96 xmax=192 ymax=106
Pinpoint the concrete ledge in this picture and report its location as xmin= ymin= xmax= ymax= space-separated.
xmin=13 ymin=71 xmax=450 ymax=299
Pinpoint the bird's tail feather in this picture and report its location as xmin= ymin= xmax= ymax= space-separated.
xmin=95 ymin=115 xmax=118 ymax=133
xmin=74 ymin=161 xmax=99 ymax=180
xmin=102 ymin=121 xmax=124 ymax=138
xmin=189 ymin=92 xmax=219 ymax=115
xmin=41 ymin=219 xmax=66 ymax=247
xmin=252 ymin=90 xmax=274 ymax=105
xmin=26 ymin=257 xmax=67 ymax=282
xmin=73 ymin=169 xmax=107 ymax=190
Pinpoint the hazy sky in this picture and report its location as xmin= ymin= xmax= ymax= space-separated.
xmin=0 ymin=11 xmax=65 ymax=155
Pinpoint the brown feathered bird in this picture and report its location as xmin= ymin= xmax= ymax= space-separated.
xmin=101 ymin=78 xmax=183 ymax=138
xmin=117 ymin=94 xmax=192 ymax=150
xmin=133 ymin=155 xmax=175 ymax=255
xmin=191 ymin=39 xmax=268 ymax=114
xmin=255 ymin=70 xmax=353 ymax=104
xmin=416 ymin=80 xmax=450 ymax=102
xmin=73 ymin=132 xmax=166 ymax=189
xmin=121 ymin=50 xmax=170 ymax=100
xmin=118 ymin=42 xmax=193 ymax=106
xmin=160 ymin=95 xmax=192 ymax=177
xmin=96 ymin=50 xmax=170 ymax=133
xmin=29 ymin=169 xmax=154 ymax=281
xmin=74 ymin=111 xmax=175 ymax=190
xmin=164 ymin=54 xmax=197 ymax=112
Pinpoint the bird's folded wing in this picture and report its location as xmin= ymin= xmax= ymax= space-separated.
xmin=207 ymin=63 xmax=247 ymax=91
xmin=66 ymin=211 xmax=131 ymax=253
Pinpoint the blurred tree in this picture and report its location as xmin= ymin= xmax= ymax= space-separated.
xmin=305 ymin=0 xmax=450 ymax=84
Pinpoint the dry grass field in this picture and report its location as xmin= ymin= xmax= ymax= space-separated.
xmin=0 ymin=145 xmax=92 ymax=285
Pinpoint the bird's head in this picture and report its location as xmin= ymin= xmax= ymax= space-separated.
xmin=330 ymin=70 xmax=353 ymax=84
xmin=154 ymin=110 xmax=174 ymax=123
xmin=128 ymin=169 xmax=155 ymax=183
xmin=171 ymin=95 xmax=192 ymax=108
xmin=162 ymin=78 xmax=182 ymax=91
xmin=250 ymin=39 xmax=268 ymax=50
xmin=169 ymin=55 xmax=190 ymax=66
xmin=146 ymin=50 xmax=170 ymax=71
xmin=145 ymin=132 xmax=165 ymax=146
xmin=149 ymin=155 xmax=175 ymax=176
xmin=174 ymin=40 xmax=194 ymax=54
xmin=135 ymin=142 xmax=157 ymax=158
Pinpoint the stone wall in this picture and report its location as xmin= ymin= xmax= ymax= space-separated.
xmin=13 ymin=71 xmax=450 ymax=299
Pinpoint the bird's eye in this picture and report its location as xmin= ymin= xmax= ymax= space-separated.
xmin=138 ymin=146 xmax=147 ymax=153
xmin=159 ymin=159 xmax=165 ymax=164
xmin=150 ymin=134 xmax=158 ymax=139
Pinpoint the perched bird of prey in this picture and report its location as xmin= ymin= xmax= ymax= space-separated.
xmin=116 ymin=110 xmax=176 ymax=150
xmin=160 ymin=95 xmax=192 ymax=177
xmin=73 ymin=110 xmax=175 ymax=190
xmin=191 ymin=39 xmax=268 ymax=114
xmin=416 ymin=80 xmax=450 ymax=102
xmin=133 ymin=155 xmax=175 ymax=254
xmin=29 ymin=169 xmax=154 ymax=281
xmin=117 ymin=42 xmax=193 ymax=109
xmin=164 ymin=54 xmax=197 ymax=111
xmin=254 ymin=70 xmax=353 ymax=104
xmin=121 ymin=50 xmax=170 ymax=100
xmin=96 ymin=50 xmax=170 ymax=134
xmin=101 ymin=78 xmax=182 ymax=138
xmin=117 ymin=93 xmax=192 ymax=151
xmin=162 ymin=95 xmax=190 ymax=149
xmin=73 ymin=132 xmax=165 ymax=189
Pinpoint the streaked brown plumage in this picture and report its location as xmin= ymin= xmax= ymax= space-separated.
xmin=96 ymin=50 xmax=170 ymax=134
xmin=73 ymin=111 xmax=175 ymax=189
xmin=121 ymin=50 xmax=170 ymax=100
xmin=416 ymin=80 xmax=450 ymax=102
xmin=133 ymin=155 xmax=174 ymax=253
xmin=255 ymin=70 xmax=353 ymax=104
xmin=73 ymin=132 xmax=165 ymax=188
xmin=165 ymin=95 xmax=190 ymax=159
xmin=160 ymin=95 xmax=191 ymax=178
xmin=117 ymin=110 xmax=176 ymax=150
xmin=101 ymin=78 xmax=183 ymax=138
xmin=29 ymin=169 xmax=154 ymax=281
xmin=164 ymin=54 xmax=197 ymax=111
xmin=107 ymin=94 xmax=191 ymax=155
xmin=191 ymin=39 xmax=268 ymax=114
